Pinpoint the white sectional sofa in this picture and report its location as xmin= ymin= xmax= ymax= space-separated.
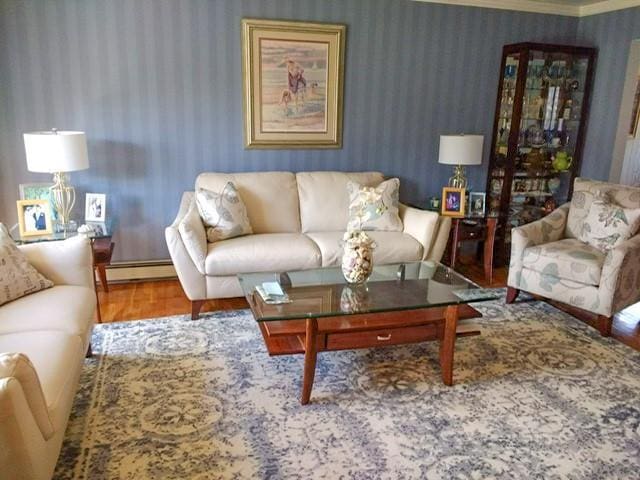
xmin=166 ymin=171 xmax=452 ymax=318
xmin=0 ymin=237 xmax=96 ymax=480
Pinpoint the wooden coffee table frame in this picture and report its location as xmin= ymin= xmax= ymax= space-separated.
xmin=249 ymin=293 xmax=482 ymax=405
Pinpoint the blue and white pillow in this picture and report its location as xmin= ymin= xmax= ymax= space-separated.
xmin=196 ymin=182 xmax=253 ymax=242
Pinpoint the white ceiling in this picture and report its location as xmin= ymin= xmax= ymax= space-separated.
xmin=412 ymin=0 xmax=640 ymax=16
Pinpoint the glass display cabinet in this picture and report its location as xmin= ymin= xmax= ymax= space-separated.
xmin=486 ymin=43 xmax=596 ymax=265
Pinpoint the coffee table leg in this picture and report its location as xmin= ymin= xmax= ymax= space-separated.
xmin=440 ymin=305 xmax=459 ymax=386
xmin=301 ymin=318 xmax=319 ymax=405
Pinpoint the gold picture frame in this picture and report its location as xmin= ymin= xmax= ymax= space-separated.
xmin=241 ymin=18 xmax=345 ymax=149
xmin=441 ymin=187 xmax=466 ymax=217
xmin=16 ymin=199 xmax=53 ymax=237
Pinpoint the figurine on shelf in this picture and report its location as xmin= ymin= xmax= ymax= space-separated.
xmin=543 ymin=198 xmax=557 ymax=214
xmin=547 ymin=177 xmax=561 ymax=194
xmin=552 ymin=151 xmax=573 ymax=172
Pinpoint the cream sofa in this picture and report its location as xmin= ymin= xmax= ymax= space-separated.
xmin=0 ymin=237 xmax=96 ymax=480
xmin=166 ymin=171 xmax=452 ymax=318
xmin=507 ymin=178 xmax=640 ymax=336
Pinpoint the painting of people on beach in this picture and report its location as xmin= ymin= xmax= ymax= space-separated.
xmin=260 ymin=39 xmax=328 ymax=133
xmin=242 ymin=19 xmax=345 ymax=148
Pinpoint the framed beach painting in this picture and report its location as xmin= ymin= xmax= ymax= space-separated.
xmin=241 ymin=18 xmax=345 ymax=149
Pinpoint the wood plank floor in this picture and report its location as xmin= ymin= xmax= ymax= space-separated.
xmin=97 ymin=261 xmax=640 ymax=352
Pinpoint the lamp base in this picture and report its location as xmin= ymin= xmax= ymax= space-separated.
xmin=50 ymin=172 xmax=76 ymax=228
xmin=448 ymin=165 xmax=468 ymax=189
xmin=54 ymin=219 xmax=78 ymax=234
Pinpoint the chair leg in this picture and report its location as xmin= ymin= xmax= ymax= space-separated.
xmin=597 ymin=315 xmax=613 ymax=337
xmin=506 ymin=287 xmax=520 ymax=304
xmin=191 ymin=300 xmax=205 ymax=320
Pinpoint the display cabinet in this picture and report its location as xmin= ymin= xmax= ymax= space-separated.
xmin=486 ymin=43 xmax=596 ymax=265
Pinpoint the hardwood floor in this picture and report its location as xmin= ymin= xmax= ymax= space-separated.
xmin=97 ymin=261 xmax=640 ymax=352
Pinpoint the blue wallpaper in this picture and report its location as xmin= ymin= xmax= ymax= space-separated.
xmin=0 ymin=0 xmax=582 ymax=261
xmin=576 ymin=7 xmax=640 ymax=181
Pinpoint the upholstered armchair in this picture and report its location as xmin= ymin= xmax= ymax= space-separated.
xmin=507 ymin=178 xmax=640 ymax=336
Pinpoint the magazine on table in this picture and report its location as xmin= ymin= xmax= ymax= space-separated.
xmin=255 ymin=281 xmax=292 ymax=305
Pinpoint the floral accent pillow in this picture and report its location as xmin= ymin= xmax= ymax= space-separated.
xmin=0 ymin=223 xmax=53 ymax=306
xmin=579 ymin=191 xmax=640 ymax=252
xmin=196 ymin=182 xmax=253 ymax=242
xmin=347 ymin=178 xmax=403 ymax=232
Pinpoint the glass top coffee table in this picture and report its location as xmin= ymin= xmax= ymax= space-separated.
xmin=238 ymin=261 xmax=501 ymax=404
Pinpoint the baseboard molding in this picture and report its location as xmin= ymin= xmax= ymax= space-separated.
xmin=105 ymin=260 xmax=177 ymax=282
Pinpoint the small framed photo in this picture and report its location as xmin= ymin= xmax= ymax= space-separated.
xmin=441 ymin=187 xmax=466 ymax=217
xmin=85 ymin=193 xmax=106 ymax=222
xmin=469 ymin=192 xmax=486 ymax=217
xmin=19 ymin=183 xmax=57 ymax=221
xmin=17 ymin=199 xmax=53 ymax=237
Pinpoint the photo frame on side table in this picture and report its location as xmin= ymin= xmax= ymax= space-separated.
xmin=16 ymin=199 xmax=53 ymax=237
xmin=241 ymin=18 xmax=346 ymax=149
xmin=19 ymin=183 xmax=57 ymax=221
xmin=441 ymin=187 xmax=466 ymax=217
xmin=469 ymin=192 xmax=486 ymax=217
xmin=85 ymin=193 xmax=106 ymax=222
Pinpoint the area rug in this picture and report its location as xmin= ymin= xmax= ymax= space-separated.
xmin=54 ymin=297 xmax=640 ymax=479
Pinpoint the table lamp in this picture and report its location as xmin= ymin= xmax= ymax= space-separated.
xmin=438 ymin=134 xmax=483 ymax=188
xmin=24 ymin=130 xmax=89 ymax=230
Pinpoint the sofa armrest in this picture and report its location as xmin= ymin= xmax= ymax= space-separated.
xmin=165 ymin=192 xmax=206 ymax=300
xmin=18 ymin=236 xmax=94 ymax=288
xmin=399 ymin=204 xmax=441 ymax=261
xmin=0 ymin=354 xmax=54 ymax=441
xmin=599 ymin=233 xmax=640 ymax=315
xmin=508 ymin=203 xmax=570 ymax=288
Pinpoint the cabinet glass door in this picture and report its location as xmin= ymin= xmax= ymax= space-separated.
xmin=488 ymin=53 xmax=520 ymax=218
xmin=506 ymin=51 xmax=590 ymax=241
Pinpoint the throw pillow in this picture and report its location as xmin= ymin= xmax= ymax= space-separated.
xmin=579 ymin=191 xmax=640 ymax=252
xmin=0 ymin=223 xmax=53 ymax=306
xmin=196 ymin=182 xmax=253 ymax=242
xmin=347 ymin=178 xmax=403 ymax=232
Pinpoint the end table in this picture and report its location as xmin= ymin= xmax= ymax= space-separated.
xmin=409 ymin=204 xmax=498 ymax=284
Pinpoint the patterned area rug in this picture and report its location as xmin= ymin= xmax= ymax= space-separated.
xmin=54 ymin=297 xmax=640 ymax=479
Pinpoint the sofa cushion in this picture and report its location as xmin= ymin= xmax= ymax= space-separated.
xmin=347 ymin=178 xmax=403 ymax=232
xmin=522 ymin=238 xmax=605 ymax=287
xmin=196 ymin=172 xmax=300 ymax=234
xmin=0 ymin=223 xmax=53 ymax=306
xmin=565 ymin=178 xmax=640 ymax=238
xmin=296 ymin=171 xmax=384 ymax=233
xmin=196 ymin=183 xmax=253 ymax=242
xmin=0 ymin=330 xmax=82 ymax=430
xmin=0 ymin=285 xmax=96 ymax=339
xmin=205 ymin=233 xmax=321 ymax=276
xmin=306 ymin=231 xmax=423 ymax=267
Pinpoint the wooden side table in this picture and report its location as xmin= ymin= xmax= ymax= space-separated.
xmin=93 ymin=237 xmax=115 ymax=292
xmin=445 ymin=217 xmax=498 ymax=284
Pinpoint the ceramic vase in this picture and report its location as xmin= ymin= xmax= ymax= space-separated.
xmin=341 ymin=231 xmax=375 ymax=284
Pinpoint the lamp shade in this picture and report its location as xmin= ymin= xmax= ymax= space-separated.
xmin=24 ymin=131 xmax=89 ymax=173
xmin=438 ymin=134 xmax=483 ymax=166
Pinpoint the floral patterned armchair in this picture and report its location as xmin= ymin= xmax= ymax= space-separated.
xmin=507 ymin=178 xmax=640 ymax=336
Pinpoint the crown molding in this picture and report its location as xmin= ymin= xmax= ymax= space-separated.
xmin=579 ymin=0 xmax=640 ymax=16
xmin=411 ymin=0 xmax=640 ymax=17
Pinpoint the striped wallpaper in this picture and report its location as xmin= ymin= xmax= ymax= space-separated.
xmin=0 ymin=0 xmax=609 ymax=262
xmin=576 ymin=7 xmax=640 ymax=181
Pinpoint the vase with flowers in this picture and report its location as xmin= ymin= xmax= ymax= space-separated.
xmin=341 ymin=186 xmax=387 ymax=284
